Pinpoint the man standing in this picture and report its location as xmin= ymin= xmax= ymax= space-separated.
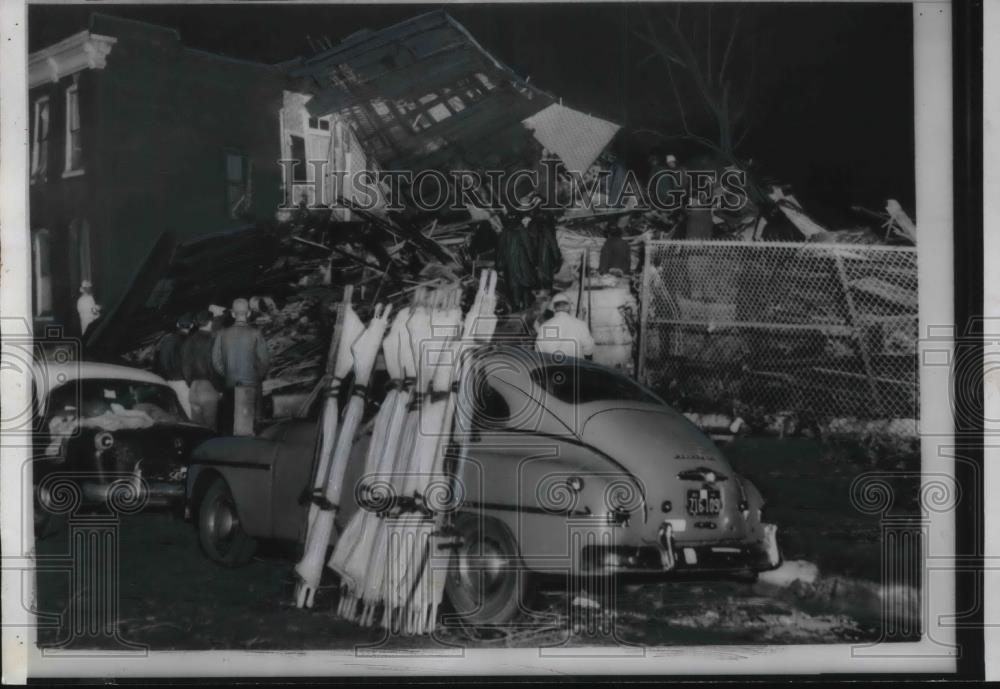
xmin=181 ymin=310 xmax=221 ymax=429
xmin=495 ymin=212 xmax=538 ymax=312
xmin=157 ymin=315 xmax=193 ymax=417
xmin=76 ymin=281 xmax=100 ymax=336
xmin=536 ymin=293 xmax=596 ymax=361
xmin=598 ymin=225 xmax=631 ymax=276
xmin=531 ymin=208 xmax=563 ymax=292
xmin=212 ymin=298 xmax=270 ymax=434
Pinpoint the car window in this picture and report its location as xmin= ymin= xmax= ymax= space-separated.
xmin=531 ymin=364 xmax=661 ymax=406
xmin=44 ymin=378 xmax=186 ymax=425
xmin=470 ymin=375 xmax=510 ymax=431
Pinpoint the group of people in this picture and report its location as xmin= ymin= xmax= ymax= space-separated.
xmin=156 ymin=298 xmax=270 ymax=434
xmin=494 ymin=206 xmax=563 ymax=312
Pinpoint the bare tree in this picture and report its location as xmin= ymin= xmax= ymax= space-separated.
xmin=636 ymin=5 xmax=758 ymax=162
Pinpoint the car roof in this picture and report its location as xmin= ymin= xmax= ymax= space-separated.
xmin=483 ymin=344 xmax=636 ymax=381
xmin=480 ymin=345 xmax=664 ymax=405
xmin=33 ymin=360 xmax=168 ymax=393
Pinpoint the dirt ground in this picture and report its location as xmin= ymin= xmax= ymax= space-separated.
xmin=34 ymin=437 xmax=918 ymax=651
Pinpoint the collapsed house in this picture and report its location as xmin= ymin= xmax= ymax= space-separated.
xmin=72 ymin=10 xmax=916 ymax=430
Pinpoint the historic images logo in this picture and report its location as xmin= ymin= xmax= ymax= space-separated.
xmin=277 ymin=159 xmax=750 ymax=214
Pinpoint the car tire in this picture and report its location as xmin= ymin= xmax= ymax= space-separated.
xmin=445 ymin=512 xmax=533 ymax=626
xmin=198 ymin=477 xmax=257 ymax=567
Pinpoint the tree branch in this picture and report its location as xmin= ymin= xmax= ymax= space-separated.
xmin=719 ymin=14 xmax=740 ymax=86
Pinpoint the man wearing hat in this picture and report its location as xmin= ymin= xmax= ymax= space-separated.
xmin=181 ymin=310 xmax=222 ymax=429
xmin=157 ymin=315 xmax=194 ymax=417
xmin=536 ymin=293 xmax=595 ymax=361
xmin=212 ymin=298 xmax=270 ymax=434
xmin=76 ymin=280 xmax=100 ymax=336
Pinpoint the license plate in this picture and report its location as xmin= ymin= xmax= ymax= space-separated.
xmin=686 ymin=488 xmax=722 ymax=516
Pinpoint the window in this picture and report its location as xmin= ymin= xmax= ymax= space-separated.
xmin=225 ymin=152 xmax=250 ymax=218
xmin=471 ymin=379 xmax=510 ymax=431
xmin=530 ymin=365 xmax=662 ymax=406
xmin=289 ymin=136 xmax=307 ymax=182
xmin=64 ymin=84 xmax=83 ymax=174
xmin=308 ymin=115 xmax=332 ymax=131
xmin=475 ymin=72 xmax=496 ymax=90
xmin=31 ymin=97 xmax=50 ymax=180
xmin=45 ymin=378 xmax=185 ymax=426
xmin=32 ymin=229 xmax=53 ymax=318
xmin=427 ymin=102 xmax=451 ymax=123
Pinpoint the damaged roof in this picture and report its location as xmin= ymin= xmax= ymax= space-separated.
xmin=290 ymin=10 xmax=555 ymax=175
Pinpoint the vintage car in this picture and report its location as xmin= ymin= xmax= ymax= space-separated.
xmin=186 ymin=346 xmax=780 ymax=625
xmin=33 ymin=361 xmax=216 ymax=535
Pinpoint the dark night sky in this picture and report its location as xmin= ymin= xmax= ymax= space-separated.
xmin=29 ymin=2 xmax=915 ymax=220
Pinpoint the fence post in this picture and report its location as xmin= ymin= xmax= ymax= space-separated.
xmin=833 ymin=251 xmax=884 ymax=415
xmin=637 ymin=239 xmax=653 ymax=385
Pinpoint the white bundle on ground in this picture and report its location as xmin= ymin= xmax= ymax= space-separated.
xmin=387 ymin=288 xmax=463 ymax=634
xmin=328 ymin=272 xmax=498 ymax=635
xmin=328 ymin=308 xmax=408 ymax=619
xmin=293 ymin=300 xmax=391 ymax=608
xmin=356 ymin=307 xmax=418 ymax=627
xmin=292 ymin=288 xmax=359 ymax=608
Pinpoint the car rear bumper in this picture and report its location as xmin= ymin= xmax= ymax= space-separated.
xmin=581 ymin=523 xmax=781 ymax=575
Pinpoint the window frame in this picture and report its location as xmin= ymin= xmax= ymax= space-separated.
xmin=31 ymin=95 xmax=50 ymax=181
xmin=63 ymin=82 xmax=84 ymax=177
xmin=223 ymin=150 xmax=251 ymax=219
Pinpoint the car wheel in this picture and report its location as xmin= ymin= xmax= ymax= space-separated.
xmin=445 ymin=513 xmax=532 ymax=626
xmin=198 ymin=477 xmax=256 ymax=567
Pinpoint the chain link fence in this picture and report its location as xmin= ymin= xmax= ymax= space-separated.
xmin=638 ymin=240 xmax=918 ymax=423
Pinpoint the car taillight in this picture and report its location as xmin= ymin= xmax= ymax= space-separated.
xmin=607 ymin=507 xmax=631 ymax=527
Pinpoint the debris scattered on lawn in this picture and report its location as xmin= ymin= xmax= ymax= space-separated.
xmin=759 ymin=560 xmax=820 ymax=588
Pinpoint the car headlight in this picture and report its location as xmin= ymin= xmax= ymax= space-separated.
xmin=95 ymin=431 xmax=114 ymax=450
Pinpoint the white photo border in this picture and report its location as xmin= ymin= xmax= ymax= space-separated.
xmin=0 ymin=0 xmax=962 ymax=681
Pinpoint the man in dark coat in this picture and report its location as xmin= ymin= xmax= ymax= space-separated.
xmin=531 ymin=209 xmax=563 ymax=292
xmin=599 ymin=225 xmax=632 ymax=275
xmin=212 ymin=298 xmax=270 ymax=434
xmin=495 ymin=213 xmax=538 ymax=312
xmin=157 ymin=315 xmax=193 ymax=417
xmin=181 ymin=310 xmax=222 ymax=429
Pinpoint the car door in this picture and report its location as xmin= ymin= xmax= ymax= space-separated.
xmin=269 ymin=412 xmax=372 ymax=544
xmin=269 ymin=419 xmax=317 ymax=542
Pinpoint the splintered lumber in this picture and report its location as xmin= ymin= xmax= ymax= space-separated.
xmin=768 ymin=188 xmax=826 ymax=238
xmin=885 ymin=199 xmax=917 ymax=243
